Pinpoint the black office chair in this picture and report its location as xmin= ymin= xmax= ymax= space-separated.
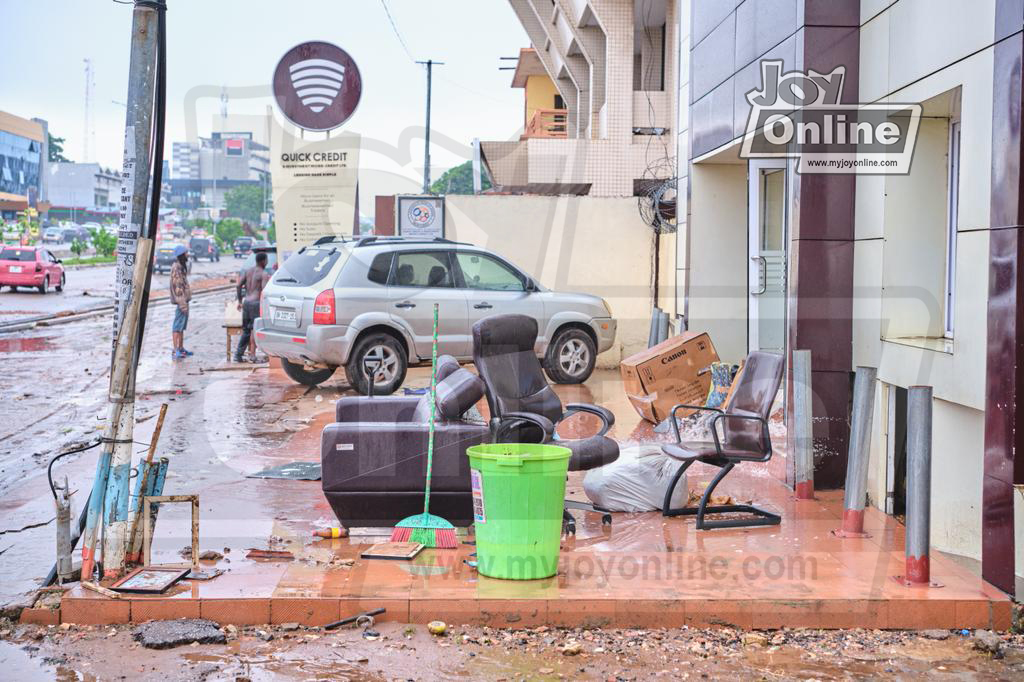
xmin=471 ymin=314 xmax=619 ymax=534
xmin=660 ymin=351 xmax=785 ymax=529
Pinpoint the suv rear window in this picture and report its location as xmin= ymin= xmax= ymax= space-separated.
xmin=0 ymin=248 xmax=35 ymax=261
xmin=276 ymin=246 xmax=348 ymax=287
xmin=367 ymin=252 xmax=392 ymax=285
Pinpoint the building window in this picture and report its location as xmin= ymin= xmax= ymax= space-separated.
xmin=944 ymin=120 xmax=960 ymax=338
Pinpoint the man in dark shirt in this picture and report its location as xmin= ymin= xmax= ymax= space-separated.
xmin=234 ymin=252 xmax=271 ymax=362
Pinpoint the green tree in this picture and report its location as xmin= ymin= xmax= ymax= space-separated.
xmin=224 ymin=185 xmax=267 ymax=222
xmin=267 ymin=222 xmax=276 ymax=242
xmin=70 ymin=238 xmax=87 ymax=257
xmin=48 ymin=133 xmax=71 ymax=163
xmin=429 ymin=160 xmax=491 ymax=195
xmin=89 ymin=227 xmax=117 ymax=257
xmin=214 ymin=218 xmax=244 ymax=248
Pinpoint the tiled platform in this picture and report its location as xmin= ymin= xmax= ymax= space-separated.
xmin=40 ymin=370 xmax=1014 ymax=630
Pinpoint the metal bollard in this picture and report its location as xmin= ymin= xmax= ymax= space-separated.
xmin=903 ymin=385 xmax=935 ymax=585
xmin=55 ymin=476 xmax=73 ymax=584
xmin=834 ymin=366 xmax=877 ymax=537
xmin=792 ymin=350 xmax=815 ymax=500
xmin=657 ymin=309 xmax=670 ymax=344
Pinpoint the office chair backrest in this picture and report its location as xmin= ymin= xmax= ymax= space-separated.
xmin=471 ymin=314 xmax=563 ymax=424
xmin=723 ymin=351 xmax=785 ymax=454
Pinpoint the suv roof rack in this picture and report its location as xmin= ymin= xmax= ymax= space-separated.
xmin=354 ymin=236 xmax=470 ymax=247
xmin=313 ymin=235 xmax=351 ymax=246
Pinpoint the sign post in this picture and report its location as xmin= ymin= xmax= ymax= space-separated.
xmin=269 ymin=41 xmax=363 ymax=255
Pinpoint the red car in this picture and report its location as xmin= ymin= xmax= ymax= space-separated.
xmin=0 ymin=246 xmax=65 ymax=293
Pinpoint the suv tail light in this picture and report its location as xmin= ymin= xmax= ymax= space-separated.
xmin=313 ymin=289 xmax=336 ymax=325
xmin=259 ymin=292 xmax=267 ymax=320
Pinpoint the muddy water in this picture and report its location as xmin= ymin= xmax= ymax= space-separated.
xmin=3 ymin=623 xmax=1022 ymax=681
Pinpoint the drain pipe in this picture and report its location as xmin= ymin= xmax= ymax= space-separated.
xmin=792 ymin=350 xmax=815 ymax=500
xmin=834 ymin=366 xmax=877 ymax=537
xmin=904 ymin=385 xmax=933 ymax=584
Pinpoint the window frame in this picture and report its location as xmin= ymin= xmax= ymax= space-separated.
xmin=388 ymin=249 xmax=456 ymax=289
xmin=944 ymin=118 xmax=961 ymax=339
xmin=450 ymin=249 xmax=529 ymax=292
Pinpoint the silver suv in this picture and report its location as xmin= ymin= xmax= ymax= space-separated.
xmin=254 ymin=236 xmax=617 ymax=393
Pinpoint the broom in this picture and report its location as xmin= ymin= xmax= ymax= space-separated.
xmin=390 ymin=303 xmax=458 ymax=548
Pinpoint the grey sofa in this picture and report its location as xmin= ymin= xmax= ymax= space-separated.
xmin=320 ymin=356 xmax=488 ymax=527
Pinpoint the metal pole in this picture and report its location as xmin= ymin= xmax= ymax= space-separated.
xmin=905 ymin=385 xmax=933 ymax=584
xmin=417 ymin=59 xmax=444 ymax=193
xmin=792 ymin=350 xmax=815 ymax=500
xmin=657 ymin=309 xmax=670 ymax=344
xmin=472 ymin=138 xmax=482 ymax=194
xmin=55 ymin=476 xmax=73 ymax=583
xmin=648 ymin=306 xmax=661 ymax=348
xmin=835 ymin=365 xmax=877 ymax=537
xmin=81 ymin=0 xmax=162 ymax=580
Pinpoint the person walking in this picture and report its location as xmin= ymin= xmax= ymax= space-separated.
xmin=235 ymin=251 xmax=271 ymax=362
xmin=170 ymin=244 xmax=193 ymax=359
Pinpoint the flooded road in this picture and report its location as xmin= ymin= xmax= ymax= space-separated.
xmin=0 ymin=257 xmax=240 ymax=324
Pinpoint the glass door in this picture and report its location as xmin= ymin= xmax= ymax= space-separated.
xmin=748 ymin=160 xmax=788 ymax=354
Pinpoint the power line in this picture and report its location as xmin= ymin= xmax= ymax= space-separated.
xmin=380 ymin=0 xmax=416 ymax=62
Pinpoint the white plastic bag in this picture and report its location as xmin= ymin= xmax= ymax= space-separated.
xmin=582 ymin=444 xmax=689 ymax=512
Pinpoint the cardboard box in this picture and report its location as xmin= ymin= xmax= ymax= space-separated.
xmin=619 ymin=332 xmax=719 ymax=423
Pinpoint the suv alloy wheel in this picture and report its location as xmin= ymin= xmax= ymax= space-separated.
xmin=345 ymin=332 xmax=408 ymax=396
xmin=544 ymin=327 xmax=597 ymax=384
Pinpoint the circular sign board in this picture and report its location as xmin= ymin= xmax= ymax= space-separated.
xmin=272 ymin=41 xmax=362 ymax=131
xmin=406 ymin=199 xmax=437 ymax=228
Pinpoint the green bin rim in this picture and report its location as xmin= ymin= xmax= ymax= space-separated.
xmin=466 ymin=443 xmax=571 ymax=462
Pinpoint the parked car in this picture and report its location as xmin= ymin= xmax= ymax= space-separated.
xmin=189 ymin=236 xmax=219 ymax=262
xmin=42 ymin=227 xmax=64 ymax=244
xmin=154 ymin=242 xmax=192 ymax=275
xmin=254 ymin=236 xmax=617 ymax=392
xmin=252 ymin=239 xmax=270 ymax=248
xmin=233 ymin=236 xmax=253 ymax=259
xmin=61 ymin=225 xmax=90 ymax=243
xmin=238 ymin=244 xmax=278 ymax=278
xmin=0 ymin=246 xmax=65 ymax=293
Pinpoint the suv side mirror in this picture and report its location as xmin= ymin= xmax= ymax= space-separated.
xmin=524 ymin=277 xmax=537 ymax=292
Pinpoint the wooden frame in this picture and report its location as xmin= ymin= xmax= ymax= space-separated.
xmin=143 ymin=494 xmax=199 ymax=570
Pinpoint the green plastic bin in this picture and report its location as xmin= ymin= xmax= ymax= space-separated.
xmin=466 ymin=443 xmax=571 ymax=580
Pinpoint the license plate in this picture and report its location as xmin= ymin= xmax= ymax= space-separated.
xmin=9 ymin=266 xmax=21 ymax=273
xmin=273 ymin=308 xmax=297 ymax=324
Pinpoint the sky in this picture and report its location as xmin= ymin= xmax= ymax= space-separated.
xmin=1 ymin=0 xmax=530 ymax=216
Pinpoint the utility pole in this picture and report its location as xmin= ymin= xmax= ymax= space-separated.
xmin=80 ymin=0 xmax=165 ymax=581
xmin=416 ymin=59 xmax=444 ymax=193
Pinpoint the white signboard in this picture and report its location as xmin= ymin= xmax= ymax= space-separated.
xmin=397 ymin=195 xmax=444 ymax=239
xmin=112 ymin=126 xmax=138 ymax=350
xmin=270 ymin=119 xmax=360 ymax=259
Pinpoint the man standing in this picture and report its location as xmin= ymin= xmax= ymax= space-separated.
xmin=235 ymin=251 xmax=271 ymax=362
xmin=170 ymin=245 xmax=192 ymax=359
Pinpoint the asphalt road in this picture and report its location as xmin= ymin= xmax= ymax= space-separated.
xmin=0 ymin=256 xmax=243 ymax=323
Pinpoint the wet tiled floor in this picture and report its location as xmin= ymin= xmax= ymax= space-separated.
xmin=48 ymin=367 xmax=1012 ymax=630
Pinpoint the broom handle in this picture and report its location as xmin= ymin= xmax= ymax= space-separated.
xmin=423 ymin=302 xmax=439 ymax=514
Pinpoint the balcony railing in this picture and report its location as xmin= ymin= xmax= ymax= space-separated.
xmin=523 ymin=108 xmax=568 ymax=139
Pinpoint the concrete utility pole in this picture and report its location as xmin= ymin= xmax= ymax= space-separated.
xmin=80 ymin=0 xmax=164 ymax=581
xmin=417 ymin=59 xmax=444 ymax=193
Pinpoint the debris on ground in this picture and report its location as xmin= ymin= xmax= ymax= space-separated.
xmin=197 ymin=549 xmax=223 ymax=561
xmin=427 ymin=621 xmax=447 ymax=636
xmin=972 ymin=629 xmax=1003 ymax=655
xmin=132 ymin=619 xmax=227 ymax=649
